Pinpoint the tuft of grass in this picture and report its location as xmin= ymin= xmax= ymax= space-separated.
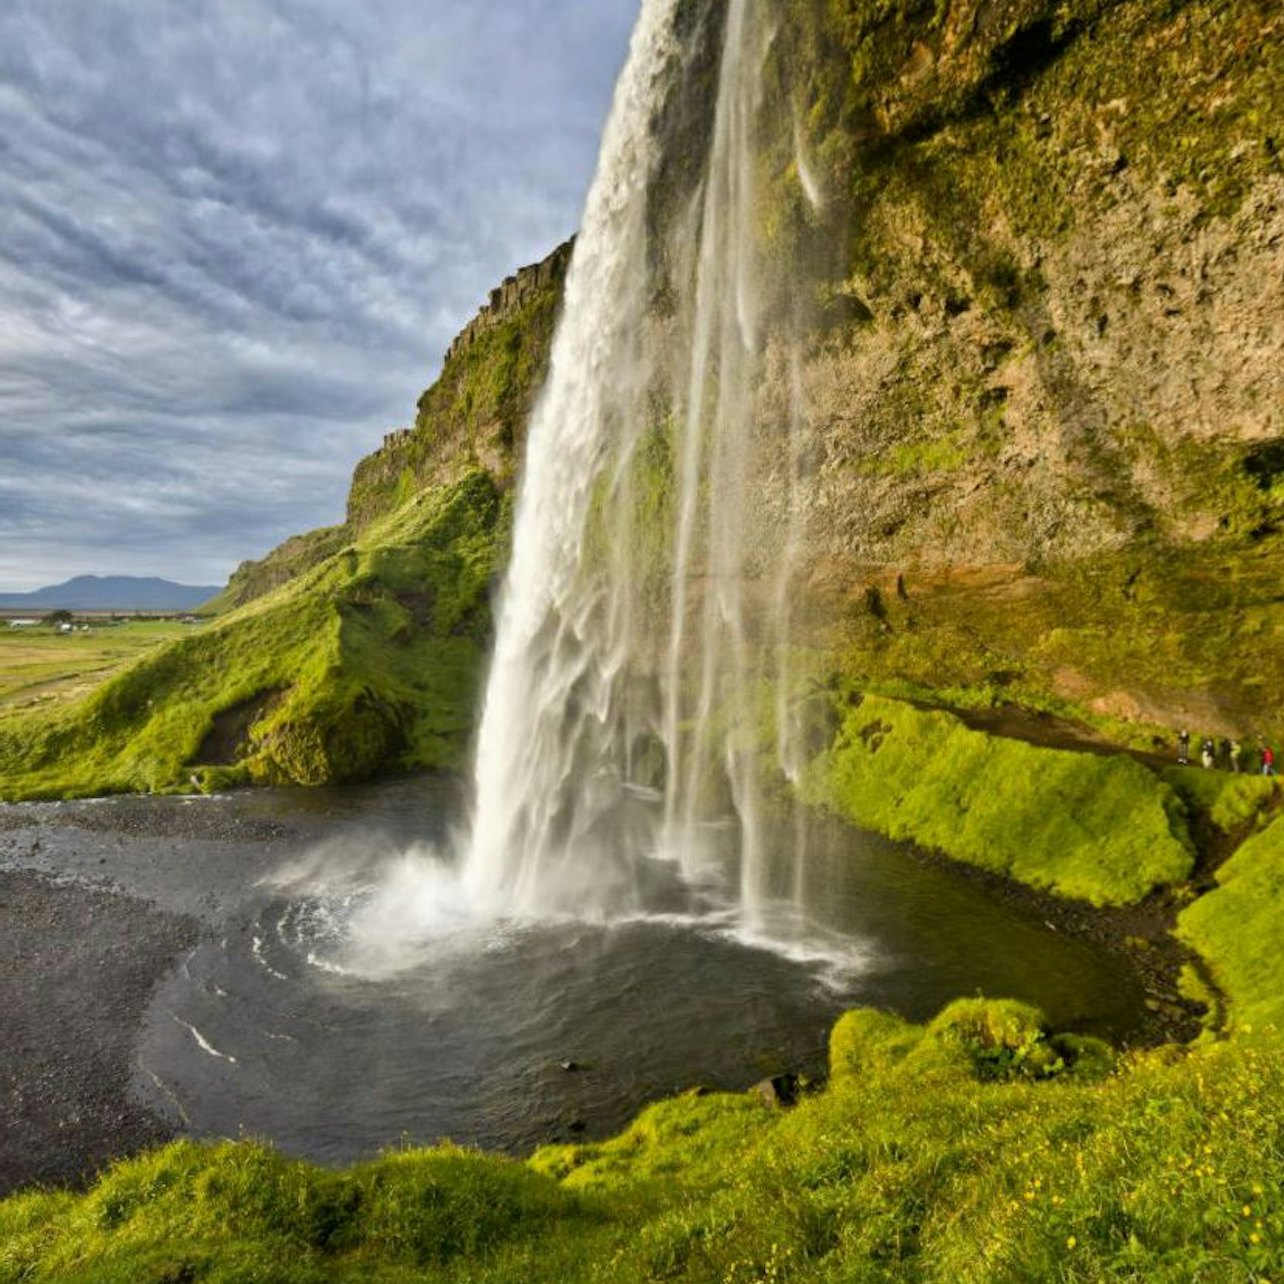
xmin=802 ymin=694 xmax=1194 ymax=905
xmin=0 ymin=1139 xmax=606 ymax=1283
xmin=1177 ymin=815 xmax=1284 ymax=1031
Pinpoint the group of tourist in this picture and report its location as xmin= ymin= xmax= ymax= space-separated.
xmin=1177 ymin=728 xmax=1275 ymax=775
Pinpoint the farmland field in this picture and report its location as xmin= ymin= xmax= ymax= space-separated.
xmin=0 ymin=621 xmax=193 ymax=713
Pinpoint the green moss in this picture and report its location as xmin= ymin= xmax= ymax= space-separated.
xmin=860 ymin=431 xmax=971 ymax=477
xmin=1177 ymin=816 xmax=1284 ymax=1031
xmin=346 ymin=253 xmax=567 ymax=531
xmin=530 ymin=1092 xmax=763 ymax=1195
xmin=208 ymin=524 xmax=351 ymax=614
xmin=1161 ymin=767 xmax=1278 ymax=834
xmin=0 ymin=471 xmax=506 ymax=801
xmin=802 ymin=695 xmax=1194 ymax=904
xmin=829 ymin=1008 xmax=922 ymax=1084
xmin=911 ymin=997 xmax=1115 ymax=1083
xmin=827 ymin=534 xmax=1284 ymax=755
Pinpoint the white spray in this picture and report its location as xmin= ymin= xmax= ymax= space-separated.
xmin=464 ymin=0 xmax=808 ymax=924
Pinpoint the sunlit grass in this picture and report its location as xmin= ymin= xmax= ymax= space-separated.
xmin=803 ymin=694 xmax=1195 ymax=905
xmin=4 ymin=998 xmax=1283 ymax=1282
xmin=0 ymin=621 xmax=191 ymax=712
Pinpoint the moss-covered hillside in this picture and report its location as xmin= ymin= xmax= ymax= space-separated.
xmin=210 ymin=241 xmax=570 ymax=617
xmin=0 ymin=472 xmax=505 ymax=800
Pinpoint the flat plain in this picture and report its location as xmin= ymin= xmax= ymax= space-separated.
xmin=0 ymin=621 xmax=191 ymax=713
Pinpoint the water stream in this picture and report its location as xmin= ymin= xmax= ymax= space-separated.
xmin=466 ymin=0 xmax=799 ymax=926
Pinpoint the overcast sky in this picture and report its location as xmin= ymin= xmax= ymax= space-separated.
xmin=0 ymin=0 xmax=639 ymax=590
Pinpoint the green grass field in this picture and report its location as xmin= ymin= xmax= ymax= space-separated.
xmin=0 ymin=622 xmax=192 ymax=714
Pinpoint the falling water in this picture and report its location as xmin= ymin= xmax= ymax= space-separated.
xmin=464 ymin=0 xmax=805 ymax=924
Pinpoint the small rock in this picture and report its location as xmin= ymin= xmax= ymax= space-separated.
xmin=751 ymin=1073 xmax=800 ymax=1109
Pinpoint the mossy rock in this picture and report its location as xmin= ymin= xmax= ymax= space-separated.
xmin=1177 ymin=815 xmax=1284 ymax=1032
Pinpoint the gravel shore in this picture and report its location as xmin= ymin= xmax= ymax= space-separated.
xmin=0 ymin=868 xmax=198 ymax=1197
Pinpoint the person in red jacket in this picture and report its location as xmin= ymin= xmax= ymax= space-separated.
xmin=1263 ymin=743 xmax=1276 ymax=777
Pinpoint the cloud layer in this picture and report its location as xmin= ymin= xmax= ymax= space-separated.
xmin=0 ymin=0 xmax=638 ymax=589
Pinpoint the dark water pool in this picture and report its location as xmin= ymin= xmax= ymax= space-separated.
xmin=0 ymin=777 xmax=1144 ymax=1164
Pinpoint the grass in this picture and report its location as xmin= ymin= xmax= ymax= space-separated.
xmin=6 ymin=996 xmax=1284 ymax=1281
xmin=1160 ymin=766 xmax=1278 ymax=835
xmin=801 ymin=694 xmax=1194 ymax=905
xmin=0 ymin=471 xmax=506 ymax=802
xmin=0 ymin=622 xmax=190 ymax=712
xmin=1178 ymin=817 xmax=1284 ymax=1031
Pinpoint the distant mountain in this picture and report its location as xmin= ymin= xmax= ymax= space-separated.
xmin=0 ymin=576 xmax=221 ymax=611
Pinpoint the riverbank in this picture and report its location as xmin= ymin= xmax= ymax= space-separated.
xmin=2 ymin=786 xmax=1282 ymax=1280
xmin=0 ymin=761 xmax=1169 ymax=1203
xmin=0 ymin=869 xmax=198 ymax=1197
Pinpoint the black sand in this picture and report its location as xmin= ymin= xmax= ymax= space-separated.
xmin=0 ymin=868 xmax=198 ymax=1196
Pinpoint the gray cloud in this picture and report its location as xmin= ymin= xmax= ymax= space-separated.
xmin=0 ymin=0 xmax=638 ymax=589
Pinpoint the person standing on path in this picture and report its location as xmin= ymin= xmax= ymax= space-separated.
xmin=1230 ymin=739 xmax=1243 ymax=774
xmin=1178 ymin=729 xmax=1191 ymax=766
xmin=1264 ymin=743 xmax=1276 ymax=777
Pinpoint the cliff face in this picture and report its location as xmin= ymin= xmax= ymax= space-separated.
xmin=231 ymin=0 xmax=1282 ymax=742
xmin=774 ymin=0 xmax=1282 ymax=559
xmin=217 ymin=240 xmax=572 ymax=613
xmin=346 ymin=239 xmax=573 ymax=530
xmin=753 ymin=0 xmax=1284 ymax=739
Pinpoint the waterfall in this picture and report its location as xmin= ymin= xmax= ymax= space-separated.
xmin=464 ymin=0 xmax=805 ymax=922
